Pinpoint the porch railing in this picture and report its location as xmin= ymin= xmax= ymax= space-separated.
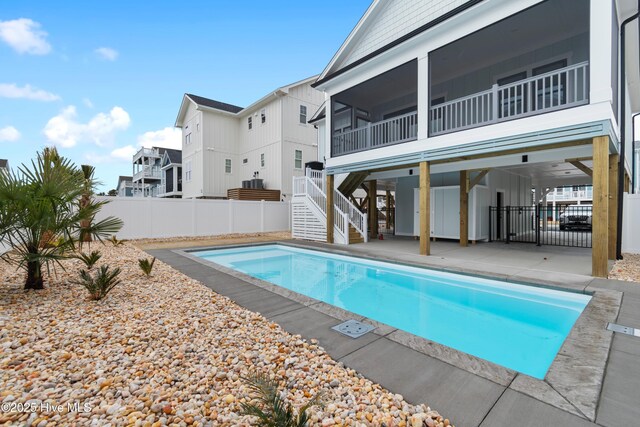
xmin=133 ymin=166 xmax=162 ymax=181
xmin=306 ymin=168 xmax=325 ymax=192
xmin=430 ymin=61 xmax=589 ymax=136
xmin=334 ymin=189 xmax=368 ymax=241
xmin=332 ymin=111 xmax=418 ymax=156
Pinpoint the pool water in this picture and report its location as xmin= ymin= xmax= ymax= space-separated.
xmin=194 ymin=244 xmax=591 ymax=379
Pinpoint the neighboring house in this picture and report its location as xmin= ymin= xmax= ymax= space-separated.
xmin=158 ymin=149 xmax=182 ymax=198
xmin=132 ymin=147 xmax=165 ymax=197
xmin=116 ymin=176 xmax=134 ymax=197
xmin=0 ymin=159 xmax=8 ymax=176
xmin=174 ymin=76 xmax=324 ymax=199
xmin=293 ymin=0 xmax=639 ymax=277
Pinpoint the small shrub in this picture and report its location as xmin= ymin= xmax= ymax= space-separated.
xmin=74 ymin=250 xmax=101 ymax=269
xmin=76 ymin=265 xmax=122 ymax=300
xmin=240 ymin=372 xmax=323 ymax=427
xmin=109 ymin=236 xmax=126 ymax=246
xmin=138 ymin=257 xmax=156 ymax=277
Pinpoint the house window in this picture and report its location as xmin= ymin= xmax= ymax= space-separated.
xmin=185 ymin=160 xmax=192 ymax=182
xmin=248 ymin=117 xmax=252 ymax=130
xmin=225 ymin=159 xmax=232 ymax=174
xmin=294 ymin=150 xmax=303 ymax=169
xmin=260 ymin=153 xmax=265 ymax=168
xmin=299 ymin=105 xmax=307 ymax=124
xmin=185 ymin=133 xmax=191 ymax=145
xmin=261 ymin=109 xmax=266 ymax=124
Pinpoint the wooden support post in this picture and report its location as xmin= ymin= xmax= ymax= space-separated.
xmin=592 ymin=136 xmax=609 ymax=277
xmin=420 ymin=161 xmax=431 ymax=255
xmin=460 ymin=170 xmax=469 ymax=247
xmin=326 ymin=174 xmax=334 ymax=244
xmin=608 ymin=154 xmax=619 ymax=260
xmin=385 ymin=190 xmax=391 ymax=230
xmin=368 ymin=180 xmax=377 ymax=238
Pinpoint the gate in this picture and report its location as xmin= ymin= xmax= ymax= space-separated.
xmin=489 ymin=204 xmax=592 ymax=248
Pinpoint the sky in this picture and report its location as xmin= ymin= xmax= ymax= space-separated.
xmin=0 ymin=0 xmax=371 ymax=192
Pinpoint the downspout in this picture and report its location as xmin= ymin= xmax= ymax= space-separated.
xmin=617 ymin=2 xmax=640 ymax=259
xmin=633 ymin=112 xmax=639 ymax=193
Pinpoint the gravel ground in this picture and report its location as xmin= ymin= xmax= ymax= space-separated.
xmin=0 ymin=243 xmax=451 ymax=427
xmin=609 ymin=253 xmax=640 ymax=283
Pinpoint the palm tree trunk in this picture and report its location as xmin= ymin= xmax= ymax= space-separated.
xmin=25 ymin=259 xmax=44 ymax=290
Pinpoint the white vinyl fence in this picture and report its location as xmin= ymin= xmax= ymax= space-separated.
xmin=622 ymin=193 xmax=640 ymax=254
xmin=95 ymin=196 xmax=290 ymax=240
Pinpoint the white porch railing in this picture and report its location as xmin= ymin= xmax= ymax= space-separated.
xmin=293 ymin=172 xmax=368 ymax=244
xmin=334 ymin=189 xmax=368 ymax=241
xmin=133 ymin=166 xmax=162 ymax=181
xmin=430 ymin=61 xmax=589 ymax=136
xmin=332 ymin=111 xmax=418 ymax=156
xmin=306 ymin=168 xmax=325 ymax=192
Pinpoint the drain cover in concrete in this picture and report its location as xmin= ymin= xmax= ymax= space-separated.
xmin=331 ymin=319 xmax=375 ymax=338
xmin=607 ymin=322 xmax=640 ymax=337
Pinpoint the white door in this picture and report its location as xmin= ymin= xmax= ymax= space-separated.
xmin=413 ymin=188 xmax=435 ymax=236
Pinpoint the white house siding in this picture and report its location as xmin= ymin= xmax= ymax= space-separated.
xmin=237 ymin=98 xmax=283 ymax=192
xmin=181 ymin=103 xmax=203 ymax=199
xmin=339 ymin=0 xmax=469 ymax=70
xmin=202 ymin=113 xmax=239 ymax=198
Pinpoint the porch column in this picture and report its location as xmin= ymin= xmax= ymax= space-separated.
xmin=420 ymin=161 xmax=431 ymax=255
xmin=608 ymin=154 xmax=619 ymax=260
xmin=460 ymin=170 xmax=469 ymax=247
xmin=326 ymin=174 xmax=334 ymax=244
xmin=592 ymin=136 xmax=609 ymax=277
xmin=368 ymin=180 xmax=378 ymax=238
xmin=385 ymin=190 xmax=391 ymax=231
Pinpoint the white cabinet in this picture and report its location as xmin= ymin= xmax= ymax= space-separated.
xmin=413 ymin=185 xmax=489 ymax=241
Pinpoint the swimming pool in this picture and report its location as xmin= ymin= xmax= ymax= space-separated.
xmin=193 ymin=244 xmax=591 ymax=379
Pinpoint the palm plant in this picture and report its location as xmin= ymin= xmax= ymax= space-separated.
xmin=109 ymin=236 xmax=126 ymax=246
xmin=0 ymin=149 xmax=123 ymax=290
xmin=138 ymin=257 xmax=156 ymax=277
xmin=240 ymin=372 xmax=323 ymax=427
xmin=75 ymin=250 xmax=102 ymax=269
xmin=75 ymin=265 xmax=122 ymax=300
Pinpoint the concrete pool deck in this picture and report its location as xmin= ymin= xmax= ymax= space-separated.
xmin=146 ymin=239 xmax=640 ymax=427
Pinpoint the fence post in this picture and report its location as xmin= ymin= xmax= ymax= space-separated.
xmin=536 ymin=203 xmax=541 ymax=246
xmin=505 ymin=206 xmax=511 ymax=244
xmin=260 ymin=200 xmax=265 ymax=232
xmin=488 ymin=206 xmax=492 ymax=242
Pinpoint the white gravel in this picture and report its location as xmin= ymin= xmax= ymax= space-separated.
xmin=0 ymin=242 xmax=452 ymax=427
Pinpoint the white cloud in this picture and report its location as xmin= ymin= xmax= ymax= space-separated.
xmin=95 ymin=47 xmax=118 ymax=61
xmin=110 ymin=145 xmax=137 ymax=161
xmin=0 ymin=83 xmax=60 ymax=101
xmin=0 ymin=126 xmax=21 ymax=142
xmin=43 ymin=105 xmax=131 ymax=148
xmin=82 ymin=98 xmax=94 ymax=108
xmin=137 ymin=127 xmax=181 ymax=149
xmin=0 ymin=18 xmax=51 ymax=55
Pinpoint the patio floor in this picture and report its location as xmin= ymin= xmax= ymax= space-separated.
xmin=147 ymin=237 xmax=640 ymax=427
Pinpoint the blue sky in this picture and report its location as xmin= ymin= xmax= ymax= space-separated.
xmin=0 ymin=0 xmax=370 ymax=192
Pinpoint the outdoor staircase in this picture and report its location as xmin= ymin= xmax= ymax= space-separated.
xmin=292 ymin=169 xmax=368 ymax=244
xmin=348 ymin=224 xmax=364 ymax=244
xmin=338 ymin=171 xmax=369 ymax=196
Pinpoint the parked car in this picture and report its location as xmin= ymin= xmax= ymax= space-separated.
xmin=559 ymin=205 xmax=592 ymax=231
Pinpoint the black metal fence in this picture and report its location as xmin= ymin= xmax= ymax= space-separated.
xmin=489 ymin=205 xmax=592 ymax=248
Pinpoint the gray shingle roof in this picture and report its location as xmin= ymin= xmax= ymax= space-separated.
xmin=164 ymin=149 xmax=182 ymax=164
xmin=186 ymin=94 xmax=243 ymax=114
xmin=118 ymin=175 xmax=132 ymax=183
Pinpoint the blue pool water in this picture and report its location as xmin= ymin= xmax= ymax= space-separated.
xmin=194 ymin=244 xmax=591 ymax=379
